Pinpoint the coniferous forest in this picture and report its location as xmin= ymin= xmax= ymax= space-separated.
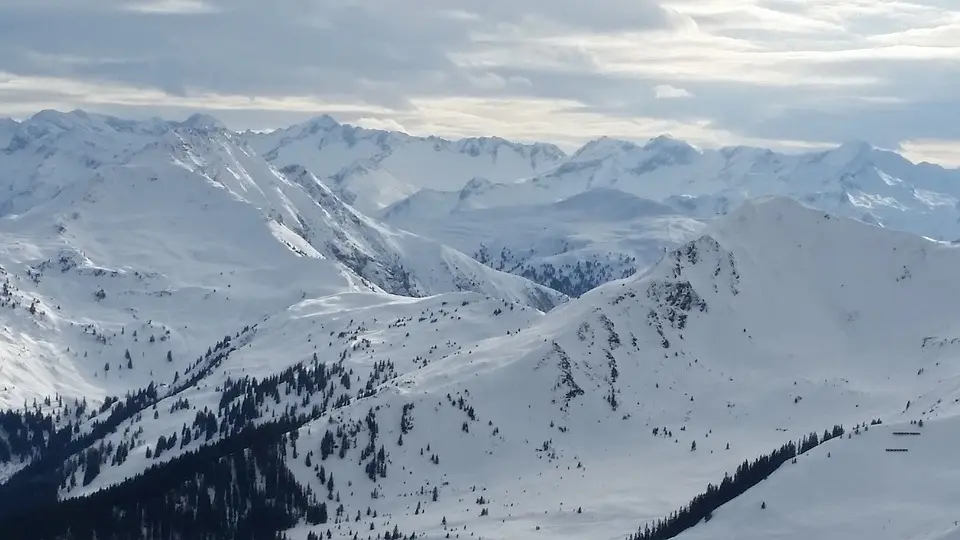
xmin=0 ymin=329 xmax=418 ymax=540
xmin=0 ymin=419 xmax=325 ymax=540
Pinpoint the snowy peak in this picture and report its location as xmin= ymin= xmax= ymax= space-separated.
xmin=300 ymin=114 xmax=341 ymax=132
xmin=11 ymin=109 xmax=100 ymax=144
xmin=568 ymin=134 xmax=700 ymax=165
xmin=245 ymin=115 xmax=567 ymax=211
xmin=453 ymin=135 xmax=515 ymax=156
xmin=571 ymin=136 xmax=641 ymax=162
xmin=800 ymin=140 xmax=883 ymax=178
xmin=448 ymin=135 xmax=566 ymax=163
xmin=20 ymin=109 xmax=152 ymax=136
xmin=721 ymin=194 xmax=812 ymax=224
xmin=643 ymin=134 xmax=699 ymax=153
xmin=835 ymin=138 xmax=875 ymax=159
xmin=25 ymin=109 xmax=94 ymax=130
xmin=550 ymin=188 xmax=674 ymax=219
xmin=176 ymin=112 xmax=227 ymax=132
xmin=7 ymin=109 xmax=202 ymax=154
xmin=641 ymin=134 xmax=702 ymax=163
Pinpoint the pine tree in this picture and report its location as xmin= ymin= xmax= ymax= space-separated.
xmin=82 ymin=448 xmax=101 ymax=486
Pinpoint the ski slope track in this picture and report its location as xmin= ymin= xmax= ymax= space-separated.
xmin=0 ymin=112 xmax=956 ymax=540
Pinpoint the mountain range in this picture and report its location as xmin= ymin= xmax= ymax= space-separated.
xmin=0 ymin=110 xmax=958 ymax=540
xmin=249 ymin=114 xmax=960 ymax=296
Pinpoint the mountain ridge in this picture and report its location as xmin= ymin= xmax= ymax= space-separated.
xmin=1 ymin=110 xmax=959 ymax=540
xmin=4 ymin=193 xmax=960 ymax=540
xmin=0 ymin=110 xmax=565 ymax=410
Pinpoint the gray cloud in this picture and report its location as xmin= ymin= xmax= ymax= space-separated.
xmin=0 ymin=0 xmax=676 ymax=98
xmin=0 ymin=2 xmax=459 ymax=101
xmin=0 ymin=0 xmax=957 ymax=162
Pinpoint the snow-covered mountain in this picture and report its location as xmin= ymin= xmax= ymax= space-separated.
xmin=243 ymin=116 xmax=566 ymax=214
xmin=446 ymin=136 xmax=960 ymax=239
xmin=382 ymin=187 xmax=706 ymax=296
xmin=0 ymin=110 xmax=563 ymax=409
xmin=3 ymin=186 xmax=959 ymax=540
xmin=240 ymin=115 xmax=959 ymax=299
xmin=374 ymin=133 xmax=960 ymax=295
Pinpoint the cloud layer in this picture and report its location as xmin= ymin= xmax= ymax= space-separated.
xmin=0 ymin=0 xmax=957 ymax=163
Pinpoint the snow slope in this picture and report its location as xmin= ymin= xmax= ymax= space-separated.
xmin=675 ymin=416 xmax=960 ymax=540
xmin=0 ymin=110 xmax=563 ymax=408
xmin=323 ymin=196 xmax=960 ymax=540
xmin=383 ymin=187 xmax=707 ymax=296
xmin=55 ymin=289 xmax=547 ymax=498
xmin=277 ymin=164 xmax=563 ymax=310
xmin=26 ymin=195 xmax=960 ymax=540
xmin=243 ymin=116 xmax=566 ymax=214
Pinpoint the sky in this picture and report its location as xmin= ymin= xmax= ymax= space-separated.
xmin=0 ymin=0 xmax=958 ymax=164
